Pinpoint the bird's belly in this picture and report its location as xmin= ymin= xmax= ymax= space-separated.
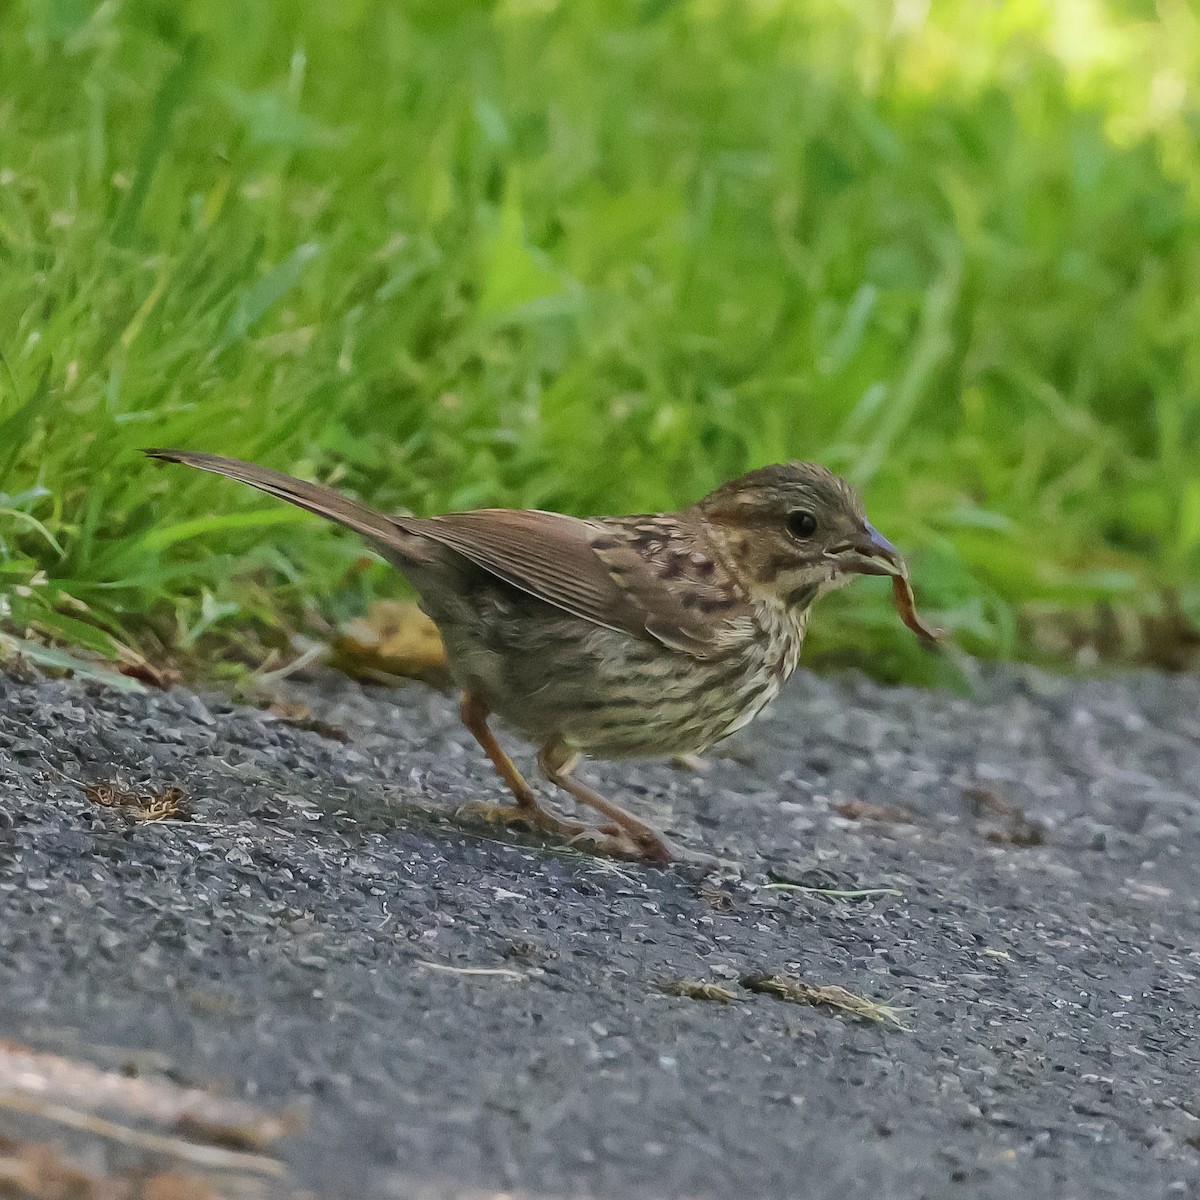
xmin=438 ymin=609 xmax=791 ymax=759
xmin=561 ymin=653 xmax=782 ymax=758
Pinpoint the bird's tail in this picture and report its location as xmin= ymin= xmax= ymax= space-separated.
xmin=142 ymin=449 xmax=414 ymax=550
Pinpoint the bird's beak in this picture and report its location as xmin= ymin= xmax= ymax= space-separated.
xmin=826 ymin=523 xmax=908 ymax=578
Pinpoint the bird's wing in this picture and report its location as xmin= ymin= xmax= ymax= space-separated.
xmin=409 ymin=509 xmax=749 ymax=659
xmin=142 ymin=451 xmax=749 ymax=659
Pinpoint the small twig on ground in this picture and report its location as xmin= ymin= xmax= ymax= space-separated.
xmin=740 ymin=974 xmax=912 ymax=1030
xmin=763 ymin=884 xmax=903 ymax=899
xmin=657 ymin=980 xmax=740 ymax=1004
xmin=0 ymin=1094 xmax=288 ymax=1178
xmin=0 ymin=1041 xmax=295 ymax=1153
xmin=414 ymin=961 xmax=525 ymax=980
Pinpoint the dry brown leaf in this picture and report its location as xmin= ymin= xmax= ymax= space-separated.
xmin=331 ymin=600 xmax=451 ymax=687
xmin=740 ymin=974 xmax=911 ymax=1029
xmin=82 ymin=782 xmax=189 ymax=822
xmin=265 ymin=699 xmax=311 ymax=722
xmin=963 ymin=785 xmax=1045 ymax=848
xmin=834 ymin=798 xmax=912 ymax=824
xmin=116 ymin=655 xmax=180 ymax=691
xmin=1026 ymin=588 xmax=1200 ymax=672
xmin=983 ymin=825 xmax=1045 ymax=848
xmin=266 ymin=702 xmax=350 ymax=743
xmin=658 ymin=980 xmax=740 ymax=1004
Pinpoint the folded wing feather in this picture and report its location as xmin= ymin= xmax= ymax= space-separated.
xmin=143 ymin=450 xmax=737 ymax=659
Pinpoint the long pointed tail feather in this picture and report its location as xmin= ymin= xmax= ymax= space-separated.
xmin=142 ymin=449 xmax=413 ymax=551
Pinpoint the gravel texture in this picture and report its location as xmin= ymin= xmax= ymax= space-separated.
xmin=0 ymin=662 xmax=1198 ymax=1199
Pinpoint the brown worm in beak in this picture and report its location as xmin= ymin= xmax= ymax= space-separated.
xmin=891 ymin=573 xmax=945 ymax=644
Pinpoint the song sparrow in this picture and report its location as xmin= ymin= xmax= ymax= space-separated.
xmin=145 ymin=450 xmax=939 ymax=864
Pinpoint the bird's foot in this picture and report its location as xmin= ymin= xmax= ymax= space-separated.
xmin=455 ymin=799 xmax=586 ymax=839
xmin=458 ymin=802 xmax=717 ymax=868
xmin=564 ymin=827 xmax=722 ymax=868
xmin=457 ymin=793 xmax=726 ymax=868
xmin=564 ymin=824 xmax=679 ymax=866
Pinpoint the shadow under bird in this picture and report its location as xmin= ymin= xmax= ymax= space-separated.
xmin=144 ymin=450 xmax=941 ymax=864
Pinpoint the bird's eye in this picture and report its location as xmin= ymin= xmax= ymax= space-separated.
xmin=786 ymin=510 xmax=817 ymax=539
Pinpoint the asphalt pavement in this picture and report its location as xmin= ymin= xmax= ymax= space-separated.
xmin=0 ymin=661 xmax=1198 ymax=1199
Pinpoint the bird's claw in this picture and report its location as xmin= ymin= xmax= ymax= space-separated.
xmin=455 ymin=799 xmax=585 ymax=839
xmin=456 ymin=802 xmax=691 ymax=868
xmin=563 ymin=825 xmax=677 ymax=865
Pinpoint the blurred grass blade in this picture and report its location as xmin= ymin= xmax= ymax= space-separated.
xmin=0 ymin=1 xmax=1196 ymax=678
xmin=133 ymin=506 xmax=316 ymax=553
xmin=0 ymin=364 xmax=51 ymax=490
xmin=0 ymin=633 xmax=147 ymax=693
xmin=853 ymin=248 xmax=961 ymax=485
xmin=0 ymin=508 xmax=65 ymax=558
xmin=217 ymin=242 xmax=321 ymax=349
xmin=113 ymin=37 xmax=201 ymax=244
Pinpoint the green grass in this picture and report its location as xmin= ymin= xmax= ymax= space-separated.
xmin=1 ymin=0 xmax=1199 ymax=686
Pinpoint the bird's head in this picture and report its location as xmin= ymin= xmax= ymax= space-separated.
xmin=696 ymin=462 xmax=907 ymax=609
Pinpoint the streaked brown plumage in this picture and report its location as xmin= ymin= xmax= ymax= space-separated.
xmin=144 ymin=450 xmax=938 ymax=863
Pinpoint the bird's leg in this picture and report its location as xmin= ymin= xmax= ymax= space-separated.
xmin=457 ymin=693 xmax=585 ymax=838
xmin=537 ymin=740 xmax=675 ymax=864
